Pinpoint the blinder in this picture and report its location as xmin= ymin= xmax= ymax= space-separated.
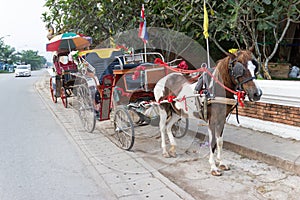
xmin=232 ymin=62 xmax=245 ymax=78
xmin=229 ymin=58 xmax=256 ymax=90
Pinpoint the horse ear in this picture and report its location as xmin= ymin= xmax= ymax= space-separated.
xmin=249 ymin=45 xmax=255 ymax=52
xmin=225 ymin=52 xmax=236 ymax=60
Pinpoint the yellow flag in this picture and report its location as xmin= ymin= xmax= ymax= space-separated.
xmin=203 ymin=2 xmax=209 ymax=39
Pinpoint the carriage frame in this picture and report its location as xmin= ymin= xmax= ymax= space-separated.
xmin=74 ymin=48 xmax=189 ymax=150
xmin=49 ymin=51 xmax=78 ymax=108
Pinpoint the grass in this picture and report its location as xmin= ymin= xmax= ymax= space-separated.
xmin=0 ymin=70 xmax=12 ymax=73
xmin=271 ymin=77 xmax=300 ymax=81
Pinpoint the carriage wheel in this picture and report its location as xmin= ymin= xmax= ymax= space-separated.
xmin=76 ymin=84 xmax=96 ymax=133
xmin=60 ymin=87 xmax=68 ymax=108
xmin=113 ymin=106 xmax=135 ymax=150
xmin=49 ymin=77 xmax=57 ymax=103
xmin=172 ymin=117 xmax=189 ymax=138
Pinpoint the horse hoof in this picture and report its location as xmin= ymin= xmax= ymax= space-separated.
xmin=211 ymin=170 xmax=222 ymax=176
xmin=168 ymin=151 xmax=177 ymax=158
xmin=168 ymin=145 xmax=177 ymax=158
xmin=163 ymin=152 xmax=170 ymax=158
xmin=219 ymin=164 xmax=230 ymax=171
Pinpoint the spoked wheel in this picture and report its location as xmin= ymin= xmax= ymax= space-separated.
xmin=113 ymin=106 xmax=135 ymax=150
xmin=76 ymin=83 xmax=96 ymax=133
xmin=49 ymin=77 xmax=57 ymax=103
xmin=172 ymin=117 xmax=189 ymax=138
xmin=60 ymin=87 xmax=68 ymax=108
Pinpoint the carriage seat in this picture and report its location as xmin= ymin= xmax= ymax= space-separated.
xmin=54 ymin=61 xmax=77 ymax=75
xmin=85 ymin=50 xmax=123 ymax=85
xmin=123 ymin=63 xmax=141 ymax=69
xmin=123 ymin=63 xmax=160 ymax=91
xmin=114 ymin=53 xmax=145 ymax=70
xmin=113 ymin=57 xmax=141 ymax=70
xmin=124 ymin=73 xmax=145 ymax=91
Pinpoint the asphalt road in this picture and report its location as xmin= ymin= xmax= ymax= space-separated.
xmin=0 ymin=70 xmax=115 ymax=200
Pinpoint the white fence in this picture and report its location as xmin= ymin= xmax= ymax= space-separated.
xmin=228 ymin=80 xmax=300 ymax=140
xmin=258 ymin=80 xmax=300 ymax=107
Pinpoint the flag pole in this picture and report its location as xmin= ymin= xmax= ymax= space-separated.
xmin=143 ymin=14 xmax=147 ymax=63
xmin=144 ymin=41 xmax=147 ymax=62
xmin=206 ymin=36 xmax=210 ymax=68
xmin=203 ymin=0 xmax=210 ymax=68
xmin=139 ymin=4 xmax=148 ymax=62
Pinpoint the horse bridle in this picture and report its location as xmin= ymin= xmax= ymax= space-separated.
xmin=229 ymin=58 xmax=256 ymax=91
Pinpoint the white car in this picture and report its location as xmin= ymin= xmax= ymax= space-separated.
xmin=15 ymin=65 xmax=31 ymax=77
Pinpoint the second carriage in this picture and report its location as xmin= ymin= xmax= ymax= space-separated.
xmin=74 ymin=48 xmax=189 ymax=150
xmin=49 ymin=51 xmax=78 ymax=108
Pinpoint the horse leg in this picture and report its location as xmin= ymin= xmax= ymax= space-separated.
xmin=208 ymin=125 xmax=222 ymax=176
xmin=216 ymin=129 xmax=230 ymax=171
xmin=159 ymin=108 xmax=170 ymax=158
xmin=165 ymin=115 xmax=180 ymax=158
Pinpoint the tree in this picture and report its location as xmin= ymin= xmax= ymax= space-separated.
xmin=42 ymin=0 xmax=300 ymax=79
xmin=18 ymin=50 xmax=46 ymax=70
xmin=209 ymin=0 xmax=300 ymax=79
xmin=0 ymin=38 xmax=16 ymax=65
xmin=42 ymin=0 xmax=141 ymax=45
xmin=159 ymin=0 xmax=300 ymax=78
xmin=0 ymin=37 xmax=46 ymax=69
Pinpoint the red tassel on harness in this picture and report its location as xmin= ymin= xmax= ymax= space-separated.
xmin=177 ymin=95 xmax=188 ymax=111
xmin=154 ymin=58 xmax=168 ymax=66
xmin=178 ymin=61 xmax=188 ymax=70
xmin=166 ymin=95 xmax=188 ymax=111
xmin=236 ymin=91 xmax=245 ymax=107
xmin=167 ymin=95 xmax=176 ymax=103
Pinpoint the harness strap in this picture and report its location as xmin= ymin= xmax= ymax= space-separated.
xmin=237 ymin=76 xmax=255 ymax=91
xmin=235 ymin=104 xmax=240 ymax=124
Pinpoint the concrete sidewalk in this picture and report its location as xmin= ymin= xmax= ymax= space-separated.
xmin=37 ymin=72 xmax=300 ymax=199
xmin=35 ymin=76 xmax=195 ymax=200
xmin=195 ymin=120 xmax=300 ymax=176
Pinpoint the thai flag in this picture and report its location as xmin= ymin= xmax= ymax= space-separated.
xmin=138 ymin=4 xmax=148 ymax=43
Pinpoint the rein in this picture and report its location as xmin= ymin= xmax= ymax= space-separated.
xmin=155 ymin=59 xmax=246 ymax=107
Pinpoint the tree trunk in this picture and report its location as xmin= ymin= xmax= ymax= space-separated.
xmin=262 ymin=60 xmax=272 ymax=80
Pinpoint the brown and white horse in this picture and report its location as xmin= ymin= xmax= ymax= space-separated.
xmin=153 ymin=49 xmax=262 ymax=176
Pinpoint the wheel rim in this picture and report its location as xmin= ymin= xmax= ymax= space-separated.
xmin=172 ymin=118 xmax=189 ymax=138
xmin=60 ymin=87 xmax=68 ymax=108
xmin=113 ymin=106 xmax=135 ymax=150
xmin=50 ymin=77 xmax=57 ymax=103
xmin=76 ymin=84 xmax=96 ymax=133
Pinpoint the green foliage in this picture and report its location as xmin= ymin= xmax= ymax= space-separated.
xmin=0 ymin=37 xmax=46 ymax=69
xmin=42 ymin=0 xmax=300 ymax=67
xmin=18 ymin=50 xmax=46 ymax=70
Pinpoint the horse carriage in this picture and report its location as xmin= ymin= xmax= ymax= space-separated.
xmin=46 ymin=30 xmax=263 ymax=175
xmin=49 ymin=51 xmax=78 ymax=108
xmin=73 ymin=48 xmax=189 ymax=150
xmin=74 ymin=46 xmax=263 ymax=175
xmin=47 ymin=32 xmax=91 ymax=108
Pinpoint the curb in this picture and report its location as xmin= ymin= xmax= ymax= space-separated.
xmin=195 ymin=130 xmax=300 ymax=176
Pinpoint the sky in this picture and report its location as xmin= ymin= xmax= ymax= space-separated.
xmin=0 ymin=0 xmax=52 ymax=61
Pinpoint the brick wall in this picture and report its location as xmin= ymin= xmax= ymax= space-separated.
xmin=234 ymin=101 xmax=300 ymax=127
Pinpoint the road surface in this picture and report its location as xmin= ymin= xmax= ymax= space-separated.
xmin=0 ymin=70 xmax=116 ymax=200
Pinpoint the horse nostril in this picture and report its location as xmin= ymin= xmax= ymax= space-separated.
xmin=254 ymin=89 xmax=262 ymax=98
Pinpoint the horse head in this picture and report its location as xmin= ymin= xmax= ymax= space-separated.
xmin=226 ymin=49 xmax=262 ymax=101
